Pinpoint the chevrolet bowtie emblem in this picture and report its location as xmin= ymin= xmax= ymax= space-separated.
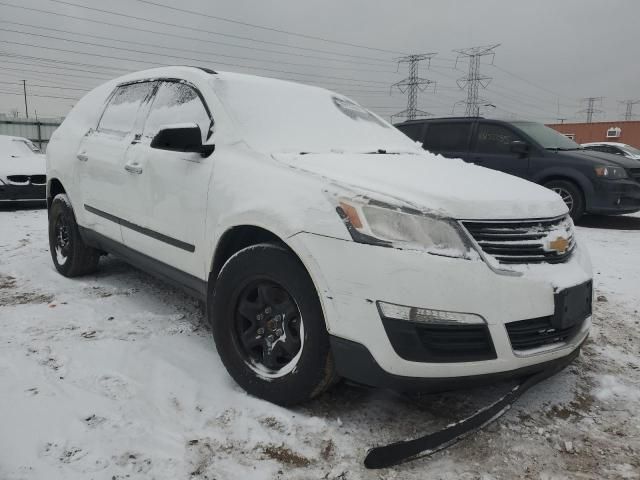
xmin=549 ymin=236 xmax=569 ymax=254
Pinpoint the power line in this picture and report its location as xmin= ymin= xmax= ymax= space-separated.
xmin=0 ymin=62 xmax=115 ymax=81
xmin=0 ymin=53 xmax=396 ymax=94
xmin=453 ymin=44 xmax=499 ymax=117
xmin=619 ymin=99 xmax=640 ymax=121
xmin=0 ymin=90 xmax=78 ymax=100
xmin=0 ymin=36 xmax=395 ymax=86
xmin=391 ymin=53 xmax=436 ymax=121
xmin=0 ymin=79 xmax=89 ymax=91
xmin=578 ymin=97 xmax=604 ymax=123
xmin=0 ymin=2 xmax=394 ymax=68
xmin=132 ymin=0 xmax=405 ymax=55
xmin=35 ymin=0 xmax=396 ymax=64
xmin=490 ymin=64 xmax=576 ymax=101
xmin=0 ymin=21 xmax=398 ymax=75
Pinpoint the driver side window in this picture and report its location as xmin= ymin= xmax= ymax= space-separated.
xmin=142 ymin=81 xmax=212 ymax=143
xmin=475 ymin=124 xmax=523 ymax=155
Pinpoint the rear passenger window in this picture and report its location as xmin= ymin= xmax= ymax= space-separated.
xmin=98 ymin=82 xmax=155 ymax=135
xmin=423 ymin=123 xmax=471 ymax=152
xmin=396 ymin=123 xmax=425 ymax=143
xmin=142 ymin=82 xmax=212 ymax=142
xmin=475 ymin=124 xmax=523 ymax=154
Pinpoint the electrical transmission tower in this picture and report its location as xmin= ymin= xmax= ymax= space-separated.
xmin=578 ymin=97 xmax=603 ymax=123
xmin=620 ymin=99 xmax=640 ymax=121
xmin=391 ymin=53 xmax=436 ymax=121
xmin=453 ymin=44 xmax=500 ymax=117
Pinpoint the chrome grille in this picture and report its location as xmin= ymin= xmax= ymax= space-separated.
xmin=462 ymin=216 xmax=575 ymax=265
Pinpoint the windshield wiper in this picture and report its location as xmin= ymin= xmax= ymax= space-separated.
xmin=545 ymin=147 xmax=582 ymax=151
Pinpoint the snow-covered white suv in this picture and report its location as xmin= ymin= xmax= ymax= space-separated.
xmin=46 ymin=67 xmax=593 ymax=405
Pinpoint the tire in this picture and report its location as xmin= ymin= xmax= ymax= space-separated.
xmin=209 ymin=242 xmax=336 ymax=406
xmin=544 ymin=179 xmax=585 ymax=222
xmin=48 ymin=193 xmax=100 ymax=277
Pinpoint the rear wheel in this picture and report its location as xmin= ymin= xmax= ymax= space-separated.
xmin=209 ymin=242 xmax=336 ymax=406
xmin=544 ymin=179 xmax=585 ymax=222
xmin=48 ymin=194 xmax=100 ymax=277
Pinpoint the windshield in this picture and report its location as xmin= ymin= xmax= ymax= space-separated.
xmin=623 ymin=145 xmax=640 ymax=156
xmin=212 ymin=72 xmax=421 ymax=154
xmin=512 ymin=122 xmax=581 ymax=150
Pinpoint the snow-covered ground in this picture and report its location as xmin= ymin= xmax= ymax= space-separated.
xmin=1 ymin=207 xmax=638 ymax=480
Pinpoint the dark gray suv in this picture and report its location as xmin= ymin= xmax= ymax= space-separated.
xmin=395 ymin=118 xmax=640 ymax=221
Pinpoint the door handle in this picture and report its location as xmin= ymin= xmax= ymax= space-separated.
xmin=124 ymin=164 xmax=143 ymax=174
xmin=77 ymin=152 xmax=88 ymax=162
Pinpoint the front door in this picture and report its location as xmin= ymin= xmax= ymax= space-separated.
xmin=469 ymin=122 xmax=530 ymax=178
xmin=120 ymin=80 xmax=215 ymax=278
xmin=76 ymin=81 xmax=156 ymax=241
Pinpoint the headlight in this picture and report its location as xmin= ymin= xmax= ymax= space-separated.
xmin=594 ymin=166 xmax=628 ymax=178
xmin=336 ymin=198 xmax=474 ymax=258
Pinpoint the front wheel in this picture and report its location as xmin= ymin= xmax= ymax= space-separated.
xmin=48 ymin=193 xmax=100 ymax=277
xmin=544 ymin=179 xmax=585 ymax=222
xmin=209 ymin=243 xmax=336 ymax=406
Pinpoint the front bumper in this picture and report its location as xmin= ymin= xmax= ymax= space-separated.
xmin=0 ymin=182 xmax=46 ymax=202
xmin=588 ymin=178 xmax=640 ymax=214
xmin=330 ymin=334 xmax=585 ymax=392
xmin=289 ymin=232 xmax=592 ymax=382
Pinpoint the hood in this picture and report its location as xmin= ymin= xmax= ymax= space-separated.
xmin=566 ymin=149 xmax=640 ymax=168
xmin=275 ymin=152 xmax=567 ymax=220
xmin=0 ymin=154 xmax=46 ymax=178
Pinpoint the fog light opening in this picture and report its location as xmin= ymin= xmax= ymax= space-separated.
xmin=377 ymin=301 xmax=486 ymax=325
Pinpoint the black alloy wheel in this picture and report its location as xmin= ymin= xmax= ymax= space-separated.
xmin=234 ymin=279 xmax=304 ymax=378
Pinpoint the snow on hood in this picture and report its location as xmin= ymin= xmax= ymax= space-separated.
xmin=0 ymin=154 xmax=46 ymax=177
xmin=275 ymin=151 xmax=568 ymax=220
xmin=1 ymin=136 xmax=45 ymax=177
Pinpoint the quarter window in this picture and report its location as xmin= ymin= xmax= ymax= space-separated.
xmin=143 ymin=82 xmax=212 ymax=142
xmin=423 ymin=122 xmax=471 ymax=152
xmin=475 ymin=124 xmax=523 ymax=154
xmin=98 ymin=82 xmax=155 ymax=135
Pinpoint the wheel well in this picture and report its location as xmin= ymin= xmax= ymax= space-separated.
xmin=540 ymin=175 xmax=585 ymax=198
xmin=209 ymin=225 xmax=287 ymax=284
xmin=47 ymin=178 xmax=66 ymax=210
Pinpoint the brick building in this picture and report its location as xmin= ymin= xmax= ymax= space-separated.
xmin=547 ymin=120 xmax=640 ymax=148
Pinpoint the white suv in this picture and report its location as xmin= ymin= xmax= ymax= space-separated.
xmin=46 ymin=67 xmax=593 ymax=405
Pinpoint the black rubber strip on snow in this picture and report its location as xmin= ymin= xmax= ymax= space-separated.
xmin=364 ymin=365 xmax=563 ymax=469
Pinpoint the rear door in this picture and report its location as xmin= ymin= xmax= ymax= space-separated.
xmin=469 ymin=122 xmax=530 ymax=178
xmin=76 ymin=81 xmax=156 ymax=241
xmin=422 ymin=121 xmax=473 ymax=161
xmin=120 ymin=80 xmax=215 ymax=278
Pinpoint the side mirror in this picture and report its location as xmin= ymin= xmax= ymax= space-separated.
xmin=150 ymin=124 xmax=215 ymax=157
xmin=510 ymin=140 xmax=530 ymax=156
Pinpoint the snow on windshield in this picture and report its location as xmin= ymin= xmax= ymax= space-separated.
xmin=212 ymin=72 xmax=420 ymax=154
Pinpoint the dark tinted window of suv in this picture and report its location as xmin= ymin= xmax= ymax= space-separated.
xmin=396 ymin=123 xmax=425 ymax=143
xmin=475 ymin=123 xmax=523 ymax=154
xmin=423 ymin=122 xmax=471 ymax=152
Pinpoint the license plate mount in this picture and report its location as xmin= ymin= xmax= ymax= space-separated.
xmin=552 ymin=281 xmax=592 ymax=330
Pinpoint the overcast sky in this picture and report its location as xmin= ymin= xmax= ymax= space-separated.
xmin=0 ymin=0 xmax=638 ymax=123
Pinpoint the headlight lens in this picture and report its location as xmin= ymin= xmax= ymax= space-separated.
xmin=594 ymin=166 xmax=628 ymax=178
xmin=337 ymin=199 xmax=473 ymax=258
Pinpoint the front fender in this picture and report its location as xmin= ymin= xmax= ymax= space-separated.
xmin=532 ymin=168 xmax=595 ymax=208
xmin=203 ymin=146 xmax=350 ymax=274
